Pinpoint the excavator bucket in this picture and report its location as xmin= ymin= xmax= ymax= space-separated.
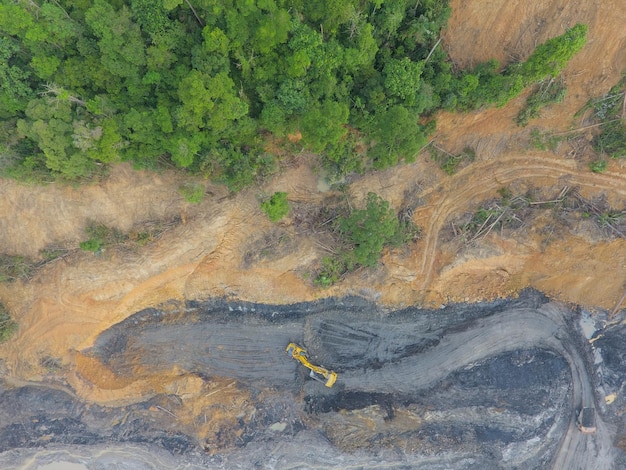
xmin=311 ymin=368 xmax=337 ymax=388
xmin=285 ymin=342 xmax=337 ymax=388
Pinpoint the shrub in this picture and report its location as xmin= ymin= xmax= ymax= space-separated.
xmin=339 ymin=192 xmax=402 ymax=268
xmin=261 ymin=192 xmax=290 ymax=222
xmin=514 ymin=24 xmax=588 ymax=84
xmin=312 ymin=192 xmax=420 ymax=287
xmin=314 ymin=256 xmax=348 ymax=288
xmin=589 ymin=159 xmax=607 ymax=173
xmin=578 ymin=75 xmax=626 ymax=159
xmin=79 ymin=239 xmax=103 ymax=252
xmin=453 ymin=24 xmax=586 ymax=111
xmin=0 ymin=303 xmax=17 ymax=343
xmin=79 ymin=222 xmax=126 ymax=252
xmin=430 ymin=146 xmax=476 ymax=175
xmin=178 ymin=182 xmax=205 ymax=204
xmin=529 ymin=128 xmax=562 ymax=151
xmin=594 ymin=121 xmax=626 ymax=158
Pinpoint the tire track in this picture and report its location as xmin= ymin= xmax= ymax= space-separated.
xmin=339 ymin=305 xmax=563 ymax=393
xmin=414 ymin=156 xmax=626 ymax=294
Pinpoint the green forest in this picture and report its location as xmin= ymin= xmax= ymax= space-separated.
xmin=0 ymin=0 xmax=587 ymax=189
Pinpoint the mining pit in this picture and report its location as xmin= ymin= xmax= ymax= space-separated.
xmin=1 ymin=290 xmax=624 ymax=469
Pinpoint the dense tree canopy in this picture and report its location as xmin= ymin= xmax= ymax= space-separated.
xmin=0 ymin=1 xmax=586 ymax=187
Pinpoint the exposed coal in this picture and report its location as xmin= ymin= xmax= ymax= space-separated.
xmin=1 ymin=290 xmax=624 ymax=469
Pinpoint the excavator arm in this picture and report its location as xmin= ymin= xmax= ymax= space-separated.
xmin=286 ymin=342 xmax=337 ymax=388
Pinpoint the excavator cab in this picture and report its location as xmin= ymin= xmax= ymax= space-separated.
xmin=286 ymin=342 xmax=337 ymax=388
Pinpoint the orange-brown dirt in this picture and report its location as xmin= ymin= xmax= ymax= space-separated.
xmin=1 ymin=0 xmax=626 ymax=449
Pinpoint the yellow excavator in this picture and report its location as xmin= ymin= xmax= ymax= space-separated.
xmin=286 ymin=342 xmax=337 ymax=388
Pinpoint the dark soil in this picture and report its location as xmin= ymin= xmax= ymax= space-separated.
xmin=2 ymin=289 xmax=624 ymax=469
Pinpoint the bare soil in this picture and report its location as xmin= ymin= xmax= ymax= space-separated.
xmin=1 ymin=0 xmax=626 ymax=468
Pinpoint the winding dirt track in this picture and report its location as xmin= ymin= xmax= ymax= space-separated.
xmin=413 ymin=156 xmax=626 ymax=293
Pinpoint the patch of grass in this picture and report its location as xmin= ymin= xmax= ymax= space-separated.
xmin=598 ymin=211 xmax=624 ymax=228
xmin=0 ymin=254 xmax=35 ymax=282
xmin=0 ymin=246 xmax=71 ymax=284
xmin=128 ymin=219 xmax=178 ymax=247
xmin=530 ymin=128 xmax=563 ymax=152
xmin=80 ymin=222 xmax=127 ymax=252
xmin=314 ymin=256 xmax=348 ymax=288
xmin=456 ymin=187 xmax=626 ymax=246
xmin=455 ymin=191 xmax=536 ymax=243
xmin=178 ymin=182 xmax=205 ymax=204
xmin=516 ymin=78 xmax=567 ymax=127
xmin=449 ymin=186 xmax=611 ymax=248
xmin=40 ymin=245 xmax=67 ymax=261
xmin=589 ymin=159 xmax=607 ymax=173
xmin=578 ymin=75 xmax=626 ymax=159
xmin=133 ymin=231 xmax=155 ymax=246
xmin=594 ymin=120 xmax=626 ymax=158
xmin=261 ymin=192 xmax=290 ymax=222
xmin=242 ymin=229 xmax=295 ymax=268
xmin=430 ymin=145 xmax=476 ymax=175
xmin=571 ymin=192 xmax=626 ymax=238
xmin=0 ymin=303 xmax=17 ymax=343
xmin=40 ymin=355 xmax=63 ymax=372
xmin=80 ymin=219 xmax=174 ymax=253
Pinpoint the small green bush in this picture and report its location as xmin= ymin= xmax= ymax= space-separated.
xmin=178 ymin=183 xmax=205 ymax=204
xmin=0 ymin=303 xmax=17 ymax=343
xmin=589 ymin=159 xmax=607 ymax=173
xmin=261 ymin=192 xmax=290 ymax=222
xmin=79 ymin=239 xmax=103 ymax=252
xmin=314 ymin=256 xmax=348 ymax=288
xmin=339 ymin=192 xmax=403 ymax=269
xmin=79 ymin=222 xmax=126 ymax=252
